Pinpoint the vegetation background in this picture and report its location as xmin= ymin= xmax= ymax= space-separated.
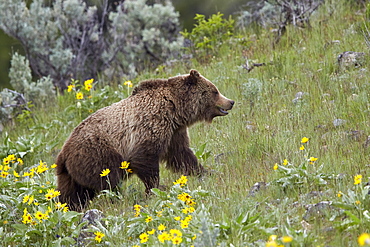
xmin=1 ymin=0 xmax=370 ymax=246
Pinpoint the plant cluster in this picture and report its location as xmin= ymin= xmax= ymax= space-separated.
xmin=0 ymin=155 xmax=83 ymax=245
xmin=237 ymin=0 xmax=323 ymax=44
xmin=0 ymin=53 xmax=54 ymax=125
xmin=181 ymin=12 xmax=235 ymax=61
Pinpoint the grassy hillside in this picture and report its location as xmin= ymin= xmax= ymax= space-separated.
xmin=1 ymin=1 xmax=370 ymax=246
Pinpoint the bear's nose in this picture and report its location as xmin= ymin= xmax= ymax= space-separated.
xmin=230 ymin=100 xmax=235 ymax=106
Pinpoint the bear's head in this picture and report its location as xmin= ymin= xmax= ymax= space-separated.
xmin=171 ymin=69 xmax=234 ymax=124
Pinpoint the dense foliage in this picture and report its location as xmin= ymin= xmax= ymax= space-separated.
xmin=0 ymin=0 xmax=183 ymax=90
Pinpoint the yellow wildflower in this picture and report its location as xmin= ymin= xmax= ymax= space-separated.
xmin=182 ymin=206 xmax=195 ymax=214
xmin=133 ymin=204 xmax=142 ymax=211
xmin=174 ymin=216 xmax=181 ymax=221
xmin=13 ymin=170 xmax=20 ymax=177
xmin=2 ymin=157 xmax=10 ymax=165
xmin=273 ymin=163 xmax=278 ymax=170
xmin=184 ymin=215 xmax=192 ymax=222
xmin=100 ymin=168 xmax=110 ymax=177
xmin=170 ymin=229 xmax=182 ymax=238
xmin=22 ymin=208 xmax=33 ymax=224
xmin=269 ymin=235 xmax=277 ymax=241
xmin=36 ymin=160 xmax=48 ymax=174
xmin=308 ymin=156 xmax=318 ymax=164
xmin=139 ymin=232 xmax=149 ymax=243
xmin=178 ymin=192 xmax=191 ymax=202
xmin=282 ymin=236 xmax=293 ymax=243
xmin=27 ymin=195 xmax=35 ymax=205
xmin=124 ymin=80 xmax=133 ymax=88
xmin=265 ymin=241 xmax=278 ymax=247
xmin=172 ymin=236 xmax=182 ymax=245
xmin=180 ymin=220 xmax=189 ymax=229
xmin=358 ymin=233 xmax=370 ymax=246
xmin=145 ymin=216 xmax=153 ymax=223
xmin=158 ymin=224 xmax=166 ymax=231
xmin=22 ymin=170 xmax=35 ymax=178
xmin=84 ymin=79 xmax=94 ymax=91
xmin=186 ymin=198 xmax=196 ymax=206
xmin=76 ymin=92 xmax=84 ymax=100
xmin=17 ymin=158 xmax=24 ymax=165
xmin=299 ymin=145 xmax=305 ymax=150
xmin=158 ymin=231 xmax=171 ymax=243
xmin=55 ymin=202 xmax=69 ymax=212
xmin=35 ymin=211 xmax=45 ymax=221
xmin=8 ymin=154 xmax=16 ymax=162
xmin=2 ymin=165 xmax=10 ymax=171
xmin=0 ymin=171 xmax=9 ymax=178
xmin=45 ymin=189 xmax=61 ymax=200
xmin=283 ymin=159 xmax=288 ymax=166
xmin=51 ymin=163 xmax=57 ymax=168
xmin=147 ymin=229 xmax=156 ymax=235
xmin=84 ymin=78 xmax=94 ymax=85
xmin=94 ymin=231 xmax=105 ymax=243
xmin=173 ymin=175 xmax=188 ymax=187
xmin=22 ymin=195 xmax=31 ymax=204
xmin=120 ymin=161 xmax=130 ymax=169
xmin=301 ymin=137 xmax=309 ymax=143
xmin=67 ymin=84 xmax=75 ymax=92
xmin=354 ymin=174 xmax=362 ymax=185
xmin=337 ymin=191 xmax=342 ymax=198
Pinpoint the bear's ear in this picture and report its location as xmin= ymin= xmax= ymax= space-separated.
xmin=187 ymin=69 xmax=200 ymax=85
xmin=189 ymin=69 xmax=200 ymax=79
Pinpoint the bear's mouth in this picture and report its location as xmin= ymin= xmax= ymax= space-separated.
xmin=218 ymin=107 xmax=229 ymax=115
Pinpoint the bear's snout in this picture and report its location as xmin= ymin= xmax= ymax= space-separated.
xmin=217 ymin=97 xmax=234 ymax=116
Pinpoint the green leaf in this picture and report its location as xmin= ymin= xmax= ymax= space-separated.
xmin=343 ymin=210 xmax=361 ymax=224
xmin=62 ymin=211 xmax=82 ymax=222
xmin=12 ymin=223 xmax=28 ymax=234
xmin=151 ymin=188 xmax=167 ymax=198
xmin=332 ymin=202 xmax=356 ymax=210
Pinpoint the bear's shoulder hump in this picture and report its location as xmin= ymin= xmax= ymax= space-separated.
xmin=132 ymin=79 xmax=168 ymax=95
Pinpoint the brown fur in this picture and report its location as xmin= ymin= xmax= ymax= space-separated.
xmin=56 ymin=70 xmax=234 ymax=211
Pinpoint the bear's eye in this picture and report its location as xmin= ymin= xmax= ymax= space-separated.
xmin=213 ymin=91 xmax=219 ymax=95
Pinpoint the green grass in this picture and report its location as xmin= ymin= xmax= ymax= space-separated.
xmin=1 ymin=1 xmax=370 ymax=246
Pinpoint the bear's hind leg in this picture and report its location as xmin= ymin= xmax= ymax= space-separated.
xmin=57 ymin=170 xmax=95 ymax=211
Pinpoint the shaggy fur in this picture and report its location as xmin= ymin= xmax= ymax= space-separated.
xmin=56 ymin=70 xmax=234 ymax=211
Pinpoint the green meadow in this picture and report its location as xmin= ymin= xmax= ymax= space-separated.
xmin=1 ymin=1 xmax=370 ymax=246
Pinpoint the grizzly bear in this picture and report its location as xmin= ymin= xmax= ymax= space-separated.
xmin=56 ymin=70 xmax=234 ymax=211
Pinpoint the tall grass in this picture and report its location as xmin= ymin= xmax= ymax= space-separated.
xmin=1 ymin=0 xmax=370 ymax=246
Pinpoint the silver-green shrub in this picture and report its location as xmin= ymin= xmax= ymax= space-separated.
xmin=9 ymin=53 xmax=55 ymax=104
xmin=105 ymin=0 xmax=183 ymax=80
xmin=0 ymin=0 xmax=183 ymax=90
xmin=237 ymin=0 xmax=323 ymax=30
xmin=0 ymin=53 xmax=55 ymax=126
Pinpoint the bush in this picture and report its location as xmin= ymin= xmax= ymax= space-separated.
xmin=237 ymin=0 xmax=323 ymax=44
xmin=0 ymin=0 xmax=183 ymax=90
xmin=181 ymin=12 xmax=234 ymax=61
xmin=9 ymin=53 xmax=55 ymax=104
xmin=0 ymin=53 xmax=55 ymax=126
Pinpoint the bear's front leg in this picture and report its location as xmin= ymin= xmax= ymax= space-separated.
xmin=129 ymin=155 xmax=160 ymax=194
xmin=165 ymin=127 xmax=205 ymax=176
